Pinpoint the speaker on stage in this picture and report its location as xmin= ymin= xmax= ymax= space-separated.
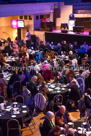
xmin=89 ymin=31 xmax=91 ymax=35
xmin=61 ymin=30 xmax=68 ymax=33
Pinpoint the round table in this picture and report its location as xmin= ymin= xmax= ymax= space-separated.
xmin=0 ymin=102 xmax=29 ymax=136
xmin=47 ymin=83 xmax=69 ymax=105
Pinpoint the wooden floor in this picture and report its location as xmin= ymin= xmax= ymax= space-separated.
xmin=21 ymin=110 xmax=81 ymax=136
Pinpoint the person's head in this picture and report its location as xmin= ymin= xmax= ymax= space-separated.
xmin=52 ymin=125 xmax=61 ymax=136
xmin=82 ymin=59 xmax=87 ymax=66
xmin=67 ymin=128 xmax=75 ymax=136
xmin=63 ymin=41 xmax=66 ymax=45
xmin=46 ymin=111 xmax=54 ymax=120
xmin=69 ymin=51 xmax=73 ymax=55
xmin=31 ymin=76 xmax=37 ymax=83
xmin=69 ymin=44 xmax=73 ymax=49
xmin=86 ymin=88 xmax=91 ymax=96
xmin=69 ymin=75 xmax=74 ymax=81
xmin=74 ymin=41 xmax=78 ymax=46
xmin=71 ymin=80 xmax=76 ymax=86
xmin=58 ymin=72 xmax=62 ymax=77
xmin=79 ymin=70 xmax=83 ymax=75
xmin=23 ymin=43 xmax=26 ymax=48
xmin=27 ymin=29 xmax=29 ymax=32
xmin=83 ymin=41 xmax=86 ymax=45
xmin=59 ymin=105 xmax=66 ymax=114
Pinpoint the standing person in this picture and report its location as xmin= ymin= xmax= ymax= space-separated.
xmin=26 ymin=29 xmax=31 ymax=40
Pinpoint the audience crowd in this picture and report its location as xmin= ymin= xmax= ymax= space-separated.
xmin=0 ymin=37 xmax=91 ymax=136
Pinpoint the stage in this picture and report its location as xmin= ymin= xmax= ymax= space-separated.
xmin=45 ymin=29 xmax=91 ymax=45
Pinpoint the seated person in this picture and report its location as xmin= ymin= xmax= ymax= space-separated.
xmin=8 ymin=71 xmax=19 ymax=86
xmin=68 ymin=80 xmax=81 ymax=107
xmin=56 ymin=71 xmax=67 ymax=84
xmin=27 ymin=75 xmax=38 ymax=97
xmin=84 ymin=88 xmax=91 ymax=118
xmin=48 ymin=125 xmax=62 ymax=136
xmin=20 ymin=43 xmax=28 ymax=55
xmin=55 ymin=105 xmax=71 ymax=127
xmin=43 ymin=111 xmax=55 ymax=136
xmin=81 ymin=42 xmax=88 ymax=52
xmin=76 ymin=70 xmax=84 ymax=79
xmin=38 ymin=81 xmax=49 ymax=100
xmin=67 ymin=74 xmax=80 ymax=88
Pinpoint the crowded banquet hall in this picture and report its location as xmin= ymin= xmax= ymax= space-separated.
xmin=0 ymin=0 xmax=91 ymax=136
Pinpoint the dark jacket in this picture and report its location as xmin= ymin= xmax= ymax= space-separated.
xmin=43 ymin=118 xmax=54 ymax=136
xmin=86 ymin=73 xmax=91 ymax=88
xmin=8 ymin=74 xmax=19 ymax=86
xmin=27 ymin=81 xmax=38 ymax=96
xmin=84 ymin=94 xmax=91 ymax=109
xmin=69 ymin=85 xmax=81 ymax=103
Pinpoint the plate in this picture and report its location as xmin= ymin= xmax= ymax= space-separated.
xmin=22 ymin=110 xmax=27 ymax=113
xmin=22 ymin=105 xmax=27 ymax=108
xmin=55 ymin=87 xmax=60 ymax=90
xmin=6 ymin=106 xmax=11 ymax=109
xmin=13 ymin=111 xmax=20 ymax=114
xmin=82 ymin=122 xmax=87 ymax=125
xmin=57 ymin=91 xmax=60 ymax=93
xmin=49 ymin=89 xmax=53 ymax=91
xmin=78 ymin=127 xmax=83 ymax=130
xmin=50 ymin=85 xmax=55 ymax=88
xmin=11 ymin=115 xmax=16 ymax=118
xmin=68 ymin=122 xmax=74 ymax=125
xmin=6 ymin=109 xmax=10 ymax=111
xmin=61 ymin=88 xmax=65 ymax=90
xmin=13 ymin=102 xmax=18 ymax=104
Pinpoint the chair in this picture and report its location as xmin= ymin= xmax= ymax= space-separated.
xmin=23 ymin=109 xmax=36 ymax=135
xmin=7 ymin=119 xmax=21 ymax=136
xmin=15 ymin=95 xmax=25 ymax=104
xmin=13 ymin=81 xmax=21 ymax=97
xmin=49 ymin=94 xmax=63 ymax=112
xmin=34 ymin=93 xmax=46 ymax=112
xmin=0 ymin=127 xmax=3 ymax=136
xmin=77 ymin=78 xmax=85 ymax=94
xmin=39 ymin=123 xmax=44 ymax=136
xmin=0 ymin=96 xmax=4 ymax=103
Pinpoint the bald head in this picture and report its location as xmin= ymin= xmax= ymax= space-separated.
xmin=59 ymin=105 xmax=66 ymax=114
xmin=67 ymin=128 xmax=75 ymax=136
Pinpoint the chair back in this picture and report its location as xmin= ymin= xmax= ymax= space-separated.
xmin=15 ymin=95 xmax=25 ymax=104
xmin=53 ymin=94 xmax=63 ymax=106
xmin=13 ymin=81 xmax=21 ymax=96
xmin=34 ymin=93 xmax=46 ymax=111
xmin=77 ymin=78 xmax=85 ymax=94
xmin=0 ymin=96 xmax=4 ymax=103
xmin=39 ymin=123 xmax=44 ymax=136
xmin=7 ymin=119 xmax=21 ymax=136
xmin=7 ymin=119 xmax=19 ymax=129
xmin=13 ymin=81 xmax=21 ymax=89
